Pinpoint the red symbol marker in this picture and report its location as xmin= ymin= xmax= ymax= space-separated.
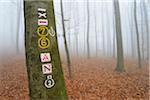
xmin=40 ymin=53 xmax=51 ymax=62
xmin=42 ymin=63 xmax=52 ymax=74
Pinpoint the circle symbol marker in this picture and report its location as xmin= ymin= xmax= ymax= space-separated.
xmin=38 ymin=37 xmax=50 ymax=49
xmin=37 ymin=26 xmax=49 ymax=37
xmin=44 ymin=75 xmax=55 ymax=89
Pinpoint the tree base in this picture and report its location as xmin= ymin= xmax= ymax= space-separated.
xmin=115 ymin=67 xmax=125 ymax=73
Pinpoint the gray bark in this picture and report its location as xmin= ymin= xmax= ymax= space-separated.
xmin=87 ymin=0 xmax=90 ymax=58
xmin=114 ymin=0 xmax=125 ymax=72
xmin=60 ymin=0 xmax=72 ymax=78
xmin=94 ymin=6 xmax=98 ymax=57
xmin=134 ymin=0 xmax=142 ymax=68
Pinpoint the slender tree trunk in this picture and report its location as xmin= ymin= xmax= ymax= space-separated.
xmin=124 ymin=11 xmax=130 ymax=57
xmin=101 ymin=1 xmax=105 ymax=56
xmin=94 ymin=6 xmax=98 ymax=57
xmin=84 ymin=3 xmax=87 ymax=57
xmin=60 ymin=0 xmax=72 ymax=78
xmin=114 ymin=0 xmax=125 ymax=72
xmin=16 ymin=1 xmax=21 ymax=53
xmin=106 ymin=7 xmax=111 ymax=57
xmin=128 ymin=5 xmax=135 ymax=58
xmin=134 ymin=0 xmax=142 ymax=68
xmin=75 ymin=2 xmax=79 ymax=57
xmin=113 ymin=15 xmax=116 ymax=58
xmin=143 ymin=1 xmax=149 ymax=61
xmin=75 ymin=34 xmax=79 ymax=56
xmin=140 ymin=2 xmax=145 ymax=63
xmin=113 ymin=6 xmax=116 ymax=58
xmin=68 ymin=1 xmax=72 ymax=53
xmin=87 ymin=0 xmax=90 ymax=58
xmin=24 ymin=0 xmax=68 ymax=99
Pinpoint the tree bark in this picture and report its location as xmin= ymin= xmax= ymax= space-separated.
xmin=128 ymin=5 xmax=135 ymax=58
xmin=143 ymin=1 xmax=149 ymax=61
xmin=16 ymin=1 xmax=21 ymax=53
xmin=114 ymin=0 xmax=125 ymax=72
xmin=60 ymin=0 xmax=72 ymax=78
xmin=24 ymin=0 xmax=68 ymax=99
xmin=101 ymin=1 xmax=105 ymax=56
xmin=74 ymin=2 xmax=79 ymax=57
xmin=134 ymin=0 xmax=142 ymax=68
xmin=113 ymin=12 xmax=116 ymax=58
xmin=94 ymin=9 xmax=98 ymax=57
xmin=87 ymin=0 xmax=90 ymax=58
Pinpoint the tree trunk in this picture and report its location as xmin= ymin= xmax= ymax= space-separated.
xmin=16 ymin=1 xmax=21 ymax=53
xmin=87 ymin=0 xmax=90 ymax=58
xmin=140 ymin=2 xmax=145 ymax=63
xmin=106 ymin=7 xmax=111 ymax=57
xmin=24 ymin=0 xmax=68 ymax=99
xmin=60 ymin=0 xmax=72 ymax=78
xmin=128 ymin=5 xmax=135 ymax=58
xmin=113 ymin=5 xmax=116 ymax=58
xmin=94 ymin=6 xmax=98 ymax=57
xmin=134 ymin=0 xmax=142 ymax=68
xmin=84 ymin=3 xmax=87 ymax=57
xmin=113 ymin=13 xmax=116 ymax=58
xmin=67 ymin=1 xmax=72 ymax=54
xmin=143 ymin=1 xmax=149 ymax=61
xmin=101 ymin=1 xmax=106 ymax=56
xmin=114 ymin=0 xmax=125 ymax=72
xmin=75 ymin=2 xmax=79 ymax=57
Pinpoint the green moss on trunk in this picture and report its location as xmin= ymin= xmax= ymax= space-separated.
xmin=24 ymin=0 xmax=68 ymax=100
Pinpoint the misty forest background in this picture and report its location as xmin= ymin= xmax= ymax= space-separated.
xmin=0 ymin=0 xmax=149 ymax=99
xmin=0 ymin=0 xmax=149 ymax=72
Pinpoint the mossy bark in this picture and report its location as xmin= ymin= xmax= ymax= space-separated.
xmin=24 ymin=0 xmax=68 ymax=100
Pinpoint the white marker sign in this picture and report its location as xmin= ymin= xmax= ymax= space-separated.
xmin=40 ymin=53 xmax=51 ymax=62
xmin=42 ymin=63 xmax=52 ymax=74
xmin=48 ymin=27 xmax=55 ymax=37
xmin=38 ymin=8 xmax=46 ymax=12
xmin=38 ymin=19 xmax=48 ymax=26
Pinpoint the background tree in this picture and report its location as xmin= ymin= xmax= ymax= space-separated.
xmin=134 ymin=0 xmax=142 ymax=68
xmin=60 ymin=0 xmax=72 ymax=78
xmin=128 ymin=4 xmax=135 ymax=58
xmin=94 ymin=4 xmax=98 ymax=57
xmin=142 ymin=1 xmax=149 ymax=61
xmin=86 ymin=0 xmax=90 ymax=58
xmin=16 ymin=2 xmax=21 ymax=54
xmin=74 ymin=2 xmax=79 ymax=57
xmin=101 ymin=0 xmax=106 ymax=56
xmin=113 ymin=12 xmax=116 ymax=58
xmin=114 ymin=0 xmax=125 ymax=72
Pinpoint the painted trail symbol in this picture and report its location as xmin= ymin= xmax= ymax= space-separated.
xmin=42 ymin=63 xmax=52 ymax=74
xmin=40 ymin=53 xmax=51 ymax=62
xmin=44 ymin=75 xmax=55 ymax=89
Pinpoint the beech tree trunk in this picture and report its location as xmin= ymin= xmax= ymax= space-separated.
xmin=134 ymin=0 xmax=142 ymax=68
xmin=60 ymin=0 xmax=72 ymax=78
xmin=24 ymin=0 xmax=68 ymax=99
xmin=114 ymin=0 xmax=125 ymax=72
xmin=87 ymin=0 xmax=90 ymax=58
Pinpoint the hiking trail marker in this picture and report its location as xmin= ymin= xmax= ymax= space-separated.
xmin=24 ymin=0 xmax=68 ymax=99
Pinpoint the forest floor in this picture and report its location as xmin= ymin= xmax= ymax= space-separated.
xmin=0 ymin=55 xmax=149 ymax=100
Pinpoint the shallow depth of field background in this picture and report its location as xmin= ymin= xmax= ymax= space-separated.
xmin=0 ymin=0 xmax=149 ymax=99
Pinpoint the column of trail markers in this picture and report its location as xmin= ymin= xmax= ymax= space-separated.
xmin=24 ymin=0 xmax=68 ymax=100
